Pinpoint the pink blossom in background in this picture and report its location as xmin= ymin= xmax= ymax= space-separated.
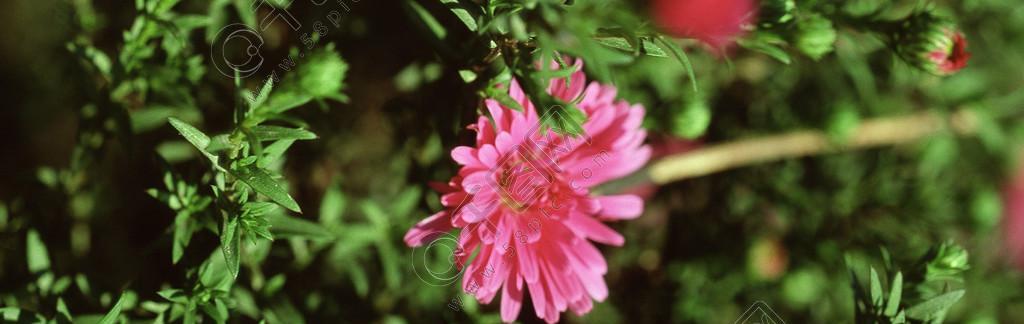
xmin=404 ymin=60 xmax=650 ymax=323
xmin=1004 ymin=165 xmax=1024 ymax=269
xmin=651 ymin=0 xmax=757 ymax=49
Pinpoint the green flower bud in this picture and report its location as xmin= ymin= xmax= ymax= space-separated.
xmin=794 ymin=14 xmax=837 ymax=60
xmin=294 ymin=44 xmax=348 ymax=98
xmin=889 ymin=12 xmax=971 ymax=75
xmin=925 ymin=241 xmax=969 ymax=281
xmin=671 ymin=98 xmax=711 ymax=139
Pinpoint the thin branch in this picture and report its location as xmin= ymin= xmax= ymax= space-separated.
xmin=648 ymin=109 xmax=978 ymax=184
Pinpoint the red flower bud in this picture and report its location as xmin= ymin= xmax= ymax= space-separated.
xmin=890 ymin=12 xmax=972 ymax=75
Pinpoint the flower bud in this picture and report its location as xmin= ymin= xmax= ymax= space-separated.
xmin=671 ymin=97 xmax=711 ymax=139
xmin=925 ymin=241 xmax=969 ymax=280
xmin=889 ymin=12 xmax=971 ymax=76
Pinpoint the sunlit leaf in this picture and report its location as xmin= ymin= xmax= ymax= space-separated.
xmin=231 ymin=164 xmax=302 ymax=213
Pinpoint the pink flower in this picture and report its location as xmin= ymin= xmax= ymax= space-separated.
xmin=404 ymin=60 xmax=650 ymax=323
xmin=651 ymin=0 xmax=757 ymax=48
xmin=1004 ymin=165 xmax=1024 ymax=268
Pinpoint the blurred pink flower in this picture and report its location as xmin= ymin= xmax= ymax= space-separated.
xmin=404 ymin=60 xmax=650 ymax=323
xmin=651 ymin=0 xmax=757 ymax=48
xmin=1004 ymin=166 xmax=1024 ymax=268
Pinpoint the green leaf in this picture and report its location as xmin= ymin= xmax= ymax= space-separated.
xmin=884 ymin=271 xmax=903 ymax=316
xmin=265 ymin=92 xmax=313 ymax=113
xmin=231 ymin=165 xmax=301 ymax=213
xmin=391 ymin=187 xmax=422 ymax=216
xmin=545 ymin=105 xmax=587 ymax=136
xmin=221 ymin=216 xmax=241 ymax=279
xmin=894 ymin=310 xmax=907 ymax=324
xmin=246 ymin=78 xmax=275 ymax=111
xmin=199 ymin=250 xmax=234 ymax=290
xmin=439 ymin=0 xmax=479 ymax=32
xmin=201 ymin=298 xmax=229 ymax=324
xmin=133 ymin=106 xmax=202 ymax=133
xmin=319 ymin=183 xmax=346 ymax=225
xmin=655 ymin=37 xmax=698 ymax=92
xmin=259 ymin=139 xmax=296 ymax=169
xmin=263 ymin=297 xmax=305 ymax=324
xmin=406 ymin=0 xmax=446 ymax=40
xmin=97 ymin=292 xmax=127 ymax=324
xmin=268 ymin=214 xmax=336 ymax=241
xmin=346 ymin=262 xmax=369 ymax=297
xmin=906 ymin=290 xmax=965 ymax=320
xmin=594 ymin=37 xmax=668 ymax=57
xmin=184 ymin=300 xmax=198 ymax=324
xmin=250 ymin=126 xmax=317 ymax=141
xmin=75 ymin=274 xmax=92 ymax=296
xmin=484 ymin=86 xmax=525 ymax=111
xmin=56 ymin=298 xmax=73 ymax=322
xmin=169 ymin=117 xmax=222 ymax=168
xmin=243 ymin=201 xmax=279 ymax=216
xmin=168 ymin=117 xmax=210 ymax=151
xmin=52 ymin=276 xmax=71 ymax=295
xmin=736 ymin=32 xmax=792 ymax=64
xmin=158 ymin=289 xmax=189 ymax=304
xmin=26 ymin=230 xmax=50 ymax=274
xmin=869 ymin=267 xmax=883 ymax=308
xmin=172 ymin=211 xmax=194 ymax=264
xmin=67 ymin=42 xmax=112 ymax=80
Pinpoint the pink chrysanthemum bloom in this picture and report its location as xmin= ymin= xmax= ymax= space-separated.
xmin=404 ymin=60 xmax=650 ymax=323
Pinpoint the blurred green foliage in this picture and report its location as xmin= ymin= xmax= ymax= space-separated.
xmin=0 ymin=0 xmax=1022 ymax=323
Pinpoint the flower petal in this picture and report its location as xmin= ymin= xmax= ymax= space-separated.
xmin=596 ymin=195 xmax=644 ymax=220
xmin=403 ymin=211 xmax=451 ymax=247
xmin=501 ymin=276 xmax=524 ymax=322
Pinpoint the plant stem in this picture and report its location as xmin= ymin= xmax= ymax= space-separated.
xmin=648 ymin=109 xmax=979 ymax=184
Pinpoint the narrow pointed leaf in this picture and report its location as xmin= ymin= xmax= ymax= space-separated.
xmin=97 ymin=292 xmax=127 ymax=324
xmin=268 ymin=214 xmax=336 ymax=240
xmin=231 ymin=165 xmax=301 ymax=213
xmin=26 ymin=230 xmax=50 ymax=274
xmin=906 ymin=290 xmax=965 ymax=320
xmin=869 ymin=267 xmax=883 ymax=308
xmin=221 ymin=216 xmax=241 ymax=279
xmin=884 ymin=271 xmax=903 ymax=316
xmin=250 ymin=126 xmax=317 ymax=141
xmin=655 ymin=37 xmax=698 ymax=92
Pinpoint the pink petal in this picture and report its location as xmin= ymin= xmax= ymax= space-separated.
xmin=451 ymin=146 xmax=478 ymax=166
xmin=517 ymin=238 xmax=540 ymax=283
xmin=570 ymin=297 xmax=593 ymax=316
xmin=403 ymin=211 xmax=451 ymax=247
xmin=596 ymin=195 xmax=644 ymax=220
xmin=527 ymin=277 xmax=548 ymax=320
xmin=565 ymin=213 xmax=625 ymax=246
xmin=477 ymin=144 xmax=500 ymax=169
xmin=495 ymin=132 xmax=516 ymax=155
xmin=500 ymin=276 xmax=524 ymax=322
